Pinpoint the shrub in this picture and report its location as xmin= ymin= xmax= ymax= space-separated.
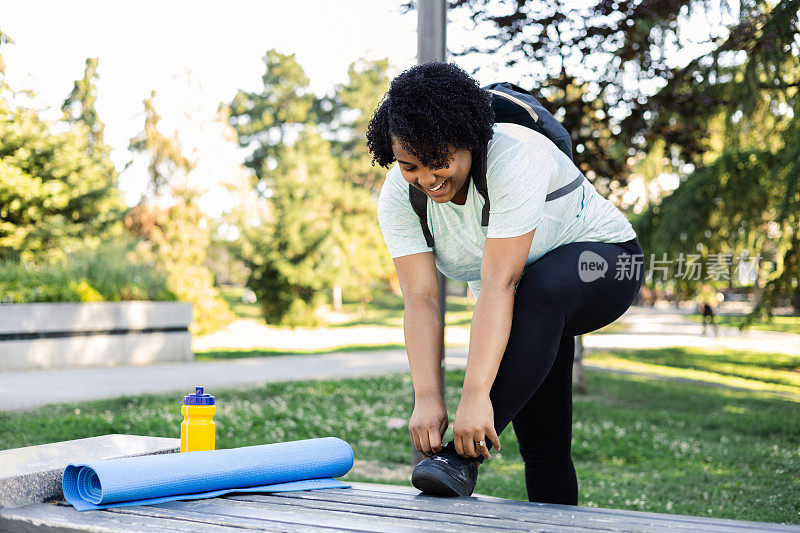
xmin=0 ymin=242 xmax=174 ymax=304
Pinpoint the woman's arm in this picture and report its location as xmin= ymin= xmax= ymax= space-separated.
xmin=393 ymin=252 xmax=449 ymax=457
xmin=454 ymin=228 xmax=536 ymax=459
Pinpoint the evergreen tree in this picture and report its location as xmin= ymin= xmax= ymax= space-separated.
xmin=128 ymin=90 xmax=194 ymax=198
xmin=0 ymin=29 xmax=123 ymax=262
xmin=61 ymin=57 xmax=105 ymax=147
xmin=327 ymin=58 xmax=391 ymax=193
xmin=629 ymin=0 xmax=800 ymax=317
xmin=0 ymin=27 xmax=13 ymax=93
xmin=227 ymin=50 xmax=316 ymax=185
xmin=416 ymin=0 xmax=696 ymax=192
xmin=0 ymin=107 xmax=124 ymax=261
xmin=440 ymin=0 xmax=799 ymax=317
xmin=225 ymin=50 xmax=394 ymax=325
xmin=127 ymin=91 xmax=233 ymax=334
xmin=234 ymin=128 xmax=392 ymax=326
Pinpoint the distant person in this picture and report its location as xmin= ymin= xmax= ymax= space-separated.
xmin=366 ymin=62 xmax=642 ymax=505
xmin=696 ymin=284 xmax=721 ymax=336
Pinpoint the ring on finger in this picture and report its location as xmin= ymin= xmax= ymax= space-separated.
xmin=476 ymin=440 xmax=486 ymax=447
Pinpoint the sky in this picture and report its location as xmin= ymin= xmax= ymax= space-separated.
xmin=2 ymin=0 xmax=426 ymax=214
xmin=1 ymin=0 xmax=729 ymax=216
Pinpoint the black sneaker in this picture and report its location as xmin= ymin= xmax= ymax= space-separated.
xmin=411 ymin=441 xmax=483 ymax=497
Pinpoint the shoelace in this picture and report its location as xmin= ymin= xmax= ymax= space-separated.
xmin=435 ymin=443 xmax=482 ymax=467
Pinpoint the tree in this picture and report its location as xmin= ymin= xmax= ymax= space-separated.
xmin=227 ymin=50 xmax=316 ymax=186
xmin=0 ymin=107 xmax=124 ymax=261
xmin=62 ymin=57 xmax=105 ymax=147
xmin=629 ymin=0 xmax=800 ymax=318
xmin=435 ymin=0 xmax=799 ymax=317
xmin=128 ymin=90 xmax=194 ymax=198
xmin=0 ymin=27 xmax=14 ymax=94
xmin=415 ymin=0 xmax=707 ymax=193
xmin=234 ymin=128 xmax=392 ymax=326
xmin=226 ymin=51 xmax=394 ymax=325
xmin=127 ymin=91 xmax=233 ymax=334
xmin=0 ymin=30 xmax=123 ymax=262
xmin=327 ymin=58 xmax=391 ymax=193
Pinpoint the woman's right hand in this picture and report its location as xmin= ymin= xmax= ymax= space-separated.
xmin=409 ymin=396 xmax=449 ymax=458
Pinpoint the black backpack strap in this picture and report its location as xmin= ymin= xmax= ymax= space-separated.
xmin=409 ymin=185 xmax=434 ymax=248
xmin=471 ymin=142 xmax=490 ymax=227
xmin=407 ymin=141 xmax=490 ymax=247
xmin=545 ymin=174 xmax=584 ymax=201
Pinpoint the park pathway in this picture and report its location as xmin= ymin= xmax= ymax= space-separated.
xmin=0 ymin=350 xmax=468 ymax=411
xmin=1 ymin=307 xmax=797 ymax=411
xmin=194 ymin=305 xmax=800 ymax=356
xmin=583 ymin=305 xmax=800 ymax=356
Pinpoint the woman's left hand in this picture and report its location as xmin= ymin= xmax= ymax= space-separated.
xmin=453 ymin=389 xmax=501 ymax=460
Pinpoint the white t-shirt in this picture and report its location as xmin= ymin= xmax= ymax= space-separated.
xmin=377 ymin=122 xmax=636 ymax=299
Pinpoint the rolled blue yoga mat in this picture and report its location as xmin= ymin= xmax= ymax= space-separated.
xmin=63 ymin=437 xmax=353 ymax=511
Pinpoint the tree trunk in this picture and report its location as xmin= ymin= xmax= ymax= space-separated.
xmin=573 ymin=335 xmax=586 ymax=394
xmin=332 ymin=285 xmax=342 ymax=311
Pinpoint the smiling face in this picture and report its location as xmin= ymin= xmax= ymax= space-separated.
xmin=390 ymin=136 xmax=472 ymax=205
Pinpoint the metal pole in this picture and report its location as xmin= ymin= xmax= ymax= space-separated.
xmin=417 ymin=0 xmax=446 ymax=63
xmin=412 ymin=0 xmax=447 ymax=466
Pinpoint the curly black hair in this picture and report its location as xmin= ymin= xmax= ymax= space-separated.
xmin=366 ymin=62 xmax=495 ymax=170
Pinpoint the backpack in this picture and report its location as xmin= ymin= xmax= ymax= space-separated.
xmin=408 ymin=82 xmax=585 ymax=248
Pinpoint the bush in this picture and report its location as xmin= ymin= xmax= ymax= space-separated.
xmin=65 ymin=242 xmax=174 ymax=301
xmin=0 ymin=242 xmax=174 ymax=304
xmin=0 ymin=265 xmax=86 ymax=303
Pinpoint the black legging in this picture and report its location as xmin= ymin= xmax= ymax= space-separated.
xmin=484 ymin=238 xmax=643 ymax=505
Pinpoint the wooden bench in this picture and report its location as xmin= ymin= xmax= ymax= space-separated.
xmin=1 ymin=482 xmax=797 ymax=532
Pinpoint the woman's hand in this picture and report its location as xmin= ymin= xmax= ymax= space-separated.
xmin=408 ymin=396 xmax=448 ymax=458
xmin=453 ymin=389 xmax=501 ymax=460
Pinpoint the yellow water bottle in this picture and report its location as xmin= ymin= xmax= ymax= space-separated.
xmin=180 ymin=386 xmax=216 ymax=452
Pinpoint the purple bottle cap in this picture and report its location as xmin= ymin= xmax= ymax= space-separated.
xmin=183 ymin=386 xmax=215 ymax=406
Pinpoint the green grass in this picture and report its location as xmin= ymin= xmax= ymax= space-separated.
xmin=585 ymin=347 xmax=800 ymax=397
xmin=195 ymin=344 xmax=407 ymax=361
xmin=219 ymin=285 xmax=263 ymax=320
xmin=1 ymin=370 xmax=797 ymax=524
xmin=591 ymin=320 xmax=630 ymax=334
xmin=218 ymin=286 xmax=476 ymax=328
xmin=330 ymin=293 xmax=476 ymax=328
xmin=685 ymin=313 xmax=800 ymax=335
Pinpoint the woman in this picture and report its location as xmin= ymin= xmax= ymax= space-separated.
xmin=366 ymin=62 xmax=643 ymax=504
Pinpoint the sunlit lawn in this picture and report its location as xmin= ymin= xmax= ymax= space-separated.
xmin=216 ymin=284 xmax=624 ymax=336
xmin=199 ymin=289 xmax=631 ymax=360
xmin=221 ymin=285 xmax=797 ymax=337
xmin=584 ymin=347 xmax=800 ymax=397
xmin=1 ymin=370 xmax=797 ymax=525
xmin=328 ymin=292 xmax=477 ymax=328
xmin=219 ymin=285 xmax=476 ymax=328
xmin=219 ymin=285 xmax=263 ymax=320
xmin=684 ymin=312 xmax=800 ymax=335
xmin=195 ymin=344 xmax=407 ymax=361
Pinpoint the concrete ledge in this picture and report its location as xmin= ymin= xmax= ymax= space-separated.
xmin=0 ymin=434 xmax=180 ymax=508
xmin=0 ymin=302 xmax=192 ymax=371
xmin=0 ymin=331 xmax=192 ymax=371
xmin=0 ymin=302 xmax=192 ymax=335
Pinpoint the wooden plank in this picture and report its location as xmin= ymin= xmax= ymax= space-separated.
xmin=236 ymin=486 xmax=800 ymax=533
xmin=334 ymin=483 xmax=800 ymax=532
xmin=110 ymin=500 xmax=434 ymax=533
xmin=0 ymin=502 xmax=258 ymax=533
xmin=226 ymin=493 xmax=626 ymax=532
xmin=136 ymin=498 xmax=536 ymax=533
xmin=3 ymin=483 xmax=798 ymax=533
